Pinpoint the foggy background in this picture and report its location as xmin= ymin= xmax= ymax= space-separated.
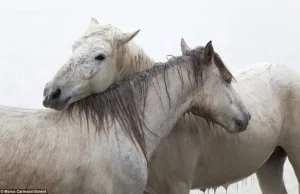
xmin=0 ymin=0 xmax=299 ymax=193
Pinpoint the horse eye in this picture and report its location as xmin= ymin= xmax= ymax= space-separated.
xmin=223 ymin=73 xmax=232 ymax=84
xmin=95 ymin=54 xmax=106 ymax=61
xmin=225 ymin=78 xmax=232 ymax=84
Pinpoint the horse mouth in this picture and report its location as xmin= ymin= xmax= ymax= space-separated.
xmin=43 ymin=96 xmax=72 ymax=111
xmin=229 ymin=118 xmax=249 ymax=134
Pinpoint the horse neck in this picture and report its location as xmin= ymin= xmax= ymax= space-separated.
xmin=115 ymin=41 xmax=156 ymax=81
xmin=141 ymin=61 xmax=198 ymax=157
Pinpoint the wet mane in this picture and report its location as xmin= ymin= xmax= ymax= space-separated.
xmin=64 ymin=47 xmax=233 ymax=159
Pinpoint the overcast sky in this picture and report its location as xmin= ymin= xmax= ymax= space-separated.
xmin=0 ymin=0 xmax=299 ymax=108
xmin=0 ymin=0 xmax=299 ymax=193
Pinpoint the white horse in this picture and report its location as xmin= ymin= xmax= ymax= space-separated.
xmin=0 ymin=31 xmax=249 ymax=194
xmin=58 ymin=19 xmax=299 ymax=194
xmin=146 ymin=42 xmax=300 ymax=194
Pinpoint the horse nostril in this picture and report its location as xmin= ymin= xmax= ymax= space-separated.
xmin=248 ymin=113 xmax=251 ymax=120
xmin=235 ymin=119 xmax=248 ymax=132
xmin=51 ymin=88 xmax=61 ymax=100
xmin=236 ymin=120 xmax=243 ymax=127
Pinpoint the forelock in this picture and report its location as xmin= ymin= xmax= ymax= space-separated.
xmin=72 ymin=24 xmax=121 ymax=52
xmin=86 ymin=25 xmax=119 ymax=44
xmin=185 ymin=46 xmax=234 ymax=83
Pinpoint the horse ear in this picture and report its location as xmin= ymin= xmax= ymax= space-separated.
xmin=181 ymin=38 xmax=191 ymax=54
xmin=204 ymin=40 xmax=214 ymax=62
xmin=89 ymin=17 xmax=99 ymax=28
xmin=117 ymin=30 xmax=140 ymax=46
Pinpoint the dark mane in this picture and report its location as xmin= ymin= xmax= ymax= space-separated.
xmin=63 ymin=46 xmax=232 ymax=160
xmin=184 ymin=46 xmax=235 ymax=83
